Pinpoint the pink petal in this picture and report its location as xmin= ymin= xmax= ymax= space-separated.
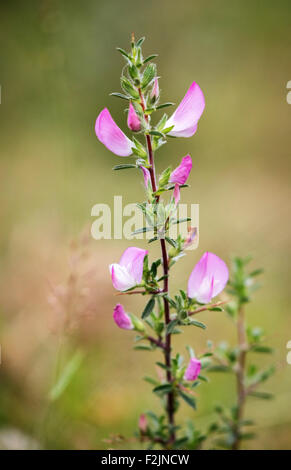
xmin=140 ymin=166 xmax=151 ymax=188
xmin=184 ymin=357 xmax=201 ymax=381
xmin=109 ymin=264 xmax=136 ymax=291
xmin=169 ymin=155 xmax=192 ymax=185
xmin=187 ymin=252 xmax=229 ymax=303
xmin=95 ymin=108 xmax=133 ymax=156
xmin=113 ymin=304 xmax=133 ymax=330
xmin=166 ymin=82 xmax=205 ymax=138
xmin=119 ymin=247 xmax=148 ymax=284
xmin=127 ymin=102 xmax=141 ymax=132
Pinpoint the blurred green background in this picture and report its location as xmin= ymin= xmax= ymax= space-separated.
xmin=0 ymin=0 xmax=291 ymax=449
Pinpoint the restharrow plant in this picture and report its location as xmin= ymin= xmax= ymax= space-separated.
xmin=209 ymin=257 xmax=275 ymax=450
xmin=95 ymin=35 xmax=229 ymax=450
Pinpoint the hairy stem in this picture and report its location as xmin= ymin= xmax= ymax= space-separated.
xmin=232 ymin=303 xmax=247 ymax=450
xmin=138 ymin=87 xmax=176 ymax=446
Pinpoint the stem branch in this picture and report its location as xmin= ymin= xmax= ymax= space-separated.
xmin=232 ymin=303 xmax=247 ymax=450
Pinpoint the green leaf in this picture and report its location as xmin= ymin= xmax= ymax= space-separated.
xmin=148 ymin=237 xmax=158 ymax=244
xmin=134 ymin=344 xmax=153 ymax=351
xmin=149 ymin=130 xmax=164 ymax=138
xmin=142 ymin=297 xmax=156 ymax=319
xmin=165 ymin=237 xmax=177 ymax=248
xmin=188 ymin=319 xmax=206 ymax=330
xmin=144 ymin=376 xmax=159 ymax=386
xmin=251 ymin=345 xmax=273 ymax=354
xmin=156 ymin=102 xmax=174 ymax=110
xmin=132 ymin=136 xmax=147 ymax=158
xmin=249 ymin=268 xmax=264 ymax=277
xmin=166 ymin=319 xmax=179 ymax=335
xmin=113 ymin=164 xmax=136 ymax=171
xmin=153 ymin=383 xmax=173 ymax=394
xmin=162 ymin=125 xmax=175 ymax=134
xmin=121 ymin=77 xmax=139 ymax=99
xmin=142 ymin=63 xmax=156 ymax=89
xmin=156 ymin=361 xmax=170 ymax=371
xmin=249 ymin=391 xmax=273 ymax=400
xmin=158 ymin=167 xmax=171 ymax=187
xmin=179 ymin=391 xmax=196 ymax=409
xmin=132 ymin=226 xmax=153 ymax=235
xmin=172 ymin=217 xmax=191 ymax=225
xmin=49 ymin=350 xmax=84 ymax=402
xmin=136 ymin=37 xmax=145 ymax=47
xmin=116 ymin=48 xmax=131 ymax=60
xmin=208 ymin=365 xmax=230 ymax=373
xmin=110 ymin=92 xmax=130 ymax=100
xmin=143 ymin=54 xmax=158 ymax=65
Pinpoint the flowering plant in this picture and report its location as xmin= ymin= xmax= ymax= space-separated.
xmin=94 ymin=35 xmax=229 ymax=449
xmin=95 ymin=36 xmax=274 ymax=450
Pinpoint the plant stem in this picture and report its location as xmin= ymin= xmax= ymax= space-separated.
xmin=138 ymin=87 xmax=176 ymax=446
xmin=188 ymin=300 xmax=228 ymax=317
xmin=232 ymin=303 xmax=247 ymax=450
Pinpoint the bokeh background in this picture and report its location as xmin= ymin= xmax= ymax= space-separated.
xmin=0 ymin=0 xmax=291 ymax=449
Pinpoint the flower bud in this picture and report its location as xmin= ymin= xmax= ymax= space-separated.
xmin=150 ymin=78 xmax=159 ymax=103
xmin=138 ymin=414 xmax=148 ymax=434
xmin=113 ymin=304 xmax=134 ymax=330
xmin=127 ymin=102 xmax=141 ymax=132
xmin=184 ymin=357 xmax=201 ymax=381
xmin=129 ymin=313 xmax=145 ymax=333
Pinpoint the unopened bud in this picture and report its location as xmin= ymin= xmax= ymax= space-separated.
xmin=127 ymin=102 xmax=141 ymax=132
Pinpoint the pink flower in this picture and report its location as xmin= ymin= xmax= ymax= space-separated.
xmin=140 ymin=166 xmax=150 ymax=188
xmin=170 ymin=155 xmax=192 ymax=185
xmin=188 ymin=252 xmax=229 ymax=304
xmin=127 ymin=102 xmax=141 ymax=132
xmin=109 ymin=247 xmax=148 ymax=291
xmin=166 ymin=82 xmax=205 ymax=137
xmin=184 ymin=357 xmax=201 ymax=381
xmin=150 ymin=78 xmax=159 ymax=101
xmin=95 ymin=108 xmax=133 ymax=156
xmin=170 ymin=155 xmax=192 ymax=205
xmin=113 ymin=303 xmax=133 ymax=330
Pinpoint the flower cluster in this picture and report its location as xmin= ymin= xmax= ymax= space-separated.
xmin=95 ymin=36 xmax=229 ymax=449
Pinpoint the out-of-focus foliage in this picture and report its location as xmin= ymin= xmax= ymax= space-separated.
xmin=0 ymin=0 xmax=291 ymax=449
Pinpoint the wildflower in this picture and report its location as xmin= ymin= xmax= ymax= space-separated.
xmin=113 ymin=303 xmax=133 ymax=330
xmin=127 ymin=102 xmax=141 ymax=132
xmin=187 ymin=252 xmax=229 ymax=303
xmin=95 ymin=108 xmax=133 ymax=156
xmin=109 ymin=247 xmax=148 ymax=291
xmin=166 ymin=82 xmax=205 ymax=137
xmin=184 ymin=357 xmax=201 ymax=381
xmin=170 ymin=155 xmax=192 ymax=204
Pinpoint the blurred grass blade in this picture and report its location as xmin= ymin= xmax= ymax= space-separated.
xmin=49 ymin=350 xmax=84 ymax=402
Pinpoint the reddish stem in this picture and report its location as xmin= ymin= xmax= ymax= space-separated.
xmin=138 ymin=86 xmax=175 ymax=445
